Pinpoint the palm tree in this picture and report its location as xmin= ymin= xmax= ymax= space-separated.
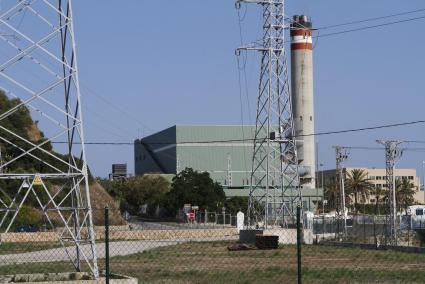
xmin=324 ymin=177 xmax=339 ymax=213
xmin=370 ymin=187 xmax=386 ymax=215
xmin=395 ymin=178 xmax=416 ymax=212
xmin=345 ymin=169 xmax=373 ymax=213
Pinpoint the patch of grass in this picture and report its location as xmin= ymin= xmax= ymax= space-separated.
xmin=0 ymin=262 xmax=75 ymax=275
xmin=0 ymin=242 xmax=62 ymax=255
xmin=2 ymin=242 xmax=425 ymax=283
xmin=109 ymin=243 xmax=425 ymax=283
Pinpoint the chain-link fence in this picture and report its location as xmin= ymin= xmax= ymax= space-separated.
xmin=2 ymin=207 xmax=425 ymax=283
xmin=313 ymin=214 xmax=425 ymax=247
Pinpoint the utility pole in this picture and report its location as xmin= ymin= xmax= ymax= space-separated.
xmin=421 ymin=161 xmax=425 ymax=203
xmin=377 ymin=140 xmax=403 ymax=245
xmin=236 ymin=0 xmax=301 ymax=228
xmin=334 ymin=146 xmax=349 ymax=238
xmin=227 ymin=154 xmax=232 ymax=187
xmin=315 ymin=142 xmax=318 ymax=212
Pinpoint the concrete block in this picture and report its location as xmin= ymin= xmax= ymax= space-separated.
xmin=240 ymin=228 xmax=313 ymax=245
xmin=239 ymin=229 xmax=263 ymax=243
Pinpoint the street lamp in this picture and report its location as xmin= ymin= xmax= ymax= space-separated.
xmin=419 ymin=161 xmax=425 ymax=202
xmin=319 ymin=163 xmax=325 ymax=213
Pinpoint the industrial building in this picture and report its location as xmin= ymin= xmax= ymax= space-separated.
xmin=134 ymin=125 xmax=323 ymax=212
xmin=133 ymin=14 xmax=322 ymax=212
xmin=109 ymin=163 xmax=128 ymax=180
xmin=318 ymin=167 xmax=424 ymax=204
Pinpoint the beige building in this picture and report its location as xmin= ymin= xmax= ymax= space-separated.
xmin=318 ymin=167 xmax=424 ymax=204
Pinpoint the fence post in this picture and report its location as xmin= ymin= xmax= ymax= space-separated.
xmin=363 ymin=215 xmax=366 ymax=244
xmin=373 ymin=216 xmax=377 ymax=249
xmin=408 ymin=226 xmax=410 ymax=247
xmin=105 ymin=206 xmax=110 ymax=284
xmin=297 ymin=205 xmax=302 ymax=284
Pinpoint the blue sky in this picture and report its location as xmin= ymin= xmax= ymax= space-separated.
xmin=69 ymin=1 xmax=425 ymax=178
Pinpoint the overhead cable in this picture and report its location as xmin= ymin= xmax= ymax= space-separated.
xmin=48 ymin=119 xmax=425 ymax=146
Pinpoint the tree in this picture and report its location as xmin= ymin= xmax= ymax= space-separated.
xmin=165 ymin=168 xmax=226 ymax=214
xmin=370 ymin=187 xmax=386 ymax=215
xmin=345 ymin=169 xmax=373 ymax=213
xmin=122 ymin=175 xmax=170 ymax=215
xmin=99 ymin=178 xmax=126 ymax=200
xmin=324 ymin=177 xmax=339 ymax=212
xmin=225 ymin=196 xmax=248 ymax=215
xmin=395 ymin=178 xmax=415 ymax=212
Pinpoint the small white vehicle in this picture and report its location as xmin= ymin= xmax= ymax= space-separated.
xmin=403 ymin=205 xmax=425 ymax=229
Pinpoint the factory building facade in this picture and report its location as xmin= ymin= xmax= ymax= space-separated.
xmin=318 ymin=167 xmax=424 ymax=204
xmin=134 ymin=125 xmax=323 ymax=212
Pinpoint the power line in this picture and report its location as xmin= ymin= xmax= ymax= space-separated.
xmin=302 ymin=120 xmax=425 ymax=138
xmin=253 ymin=11 xmax=425 ymax=45
xmin=338 ymin=146 xmax=383 ymax=151
xmin=312 ymin=15 xmax=425 ymax=40
xmin=78 ymin=9 xmax=425 ymax=144
xmin=331 ymin=146 xmax=425 ymax=152
xmin=48 ymin=119 xmax=425 ymax=146
xmin=52 ymin=142 xmax=134 ymax=145
xmin=81 ymin=84 xmax=156 ymax=136
xmin=316 ymin=7 xmax=425 ymax=30
xmin=405 ymin=140 xmax=425 ymax=144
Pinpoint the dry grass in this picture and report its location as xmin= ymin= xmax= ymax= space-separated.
xmin=107 ymin=242 xmax=425 ymax=283
xmin=2 ymin=242 xmax=425 ymax=283
xmin=88 ymin=182 xmax=126 ymax=226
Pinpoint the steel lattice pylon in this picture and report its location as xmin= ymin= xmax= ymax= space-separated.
xmin=0 ymin=0 xmax=98 ymax=277
xmin=334 ymin=146 xmax=349 ymax=238
xmin=377 ymin=140 xmax=403 ymax=246
xmin=236 ymin=0 xmax=301 ymax=228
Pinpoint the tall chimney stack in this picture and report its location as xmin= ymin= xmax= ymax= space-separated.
xmin=291 ymin=15 xmax=315 ymax=188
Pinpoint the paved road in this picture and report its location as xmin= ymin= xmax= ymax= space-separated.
xmin=128 ymin=219 xmax=233 ymax=230
xmin=128 ymin=220 xmax=181 ymax=231
xmin=0 ymin=236 xmax=237 ymax=266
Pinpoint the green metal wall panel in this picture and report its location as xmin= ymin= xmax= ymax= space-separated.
xmin=134 ymin=125 xmax=323 ymax=212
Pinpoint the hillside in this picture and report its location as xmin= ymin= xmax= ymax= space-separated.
xmin=0 ymin=90 xmax=125 ymax=226
xmin=90 ymin=182 xmax=125 ymax=225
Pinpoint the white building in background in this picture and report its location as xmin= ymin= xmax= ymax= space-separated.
xmin=318 ymin=167 xmax=424 ymax=204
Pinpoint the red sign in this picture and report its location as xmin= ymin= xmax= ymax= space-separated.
xmin=187 ymin=212 xmax=195 ymax=221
